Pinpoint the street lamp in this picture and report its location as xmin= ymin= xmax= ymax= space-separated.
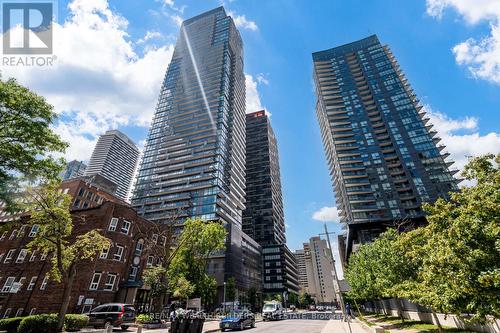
xmin=223 ymin=281 xmax=227 ymax=314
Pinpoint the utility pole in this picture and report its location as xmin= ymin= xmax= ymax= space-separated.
xmin=223 ymin=281 xmax=226 ymax=314
xmin=323 ymin=224 xmax=352 ymax=333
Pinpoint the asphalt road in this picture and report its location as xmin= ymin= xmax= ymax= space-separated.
xmin=236 ymin=319 xmax=329 ymax=333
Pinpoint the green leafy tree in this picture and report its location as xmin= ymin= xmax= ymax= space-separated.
xmin=226 ymin=277 xmax=236 ymax=310
xmin=397 ymin=154 xmax=500 ymax=324
xmin=25 ymin=181 xmax=110 ymax=331
xmin=247 ymin=286 xmax=259 ymax=311
xmin=298 ymin=292 xmax=314 ymax=308
xmin=168 ymin=219 xmax=227 ymax=307
xmin=0 ymin=77 xmax=67 ymax=211
xmin=288 ymin=292 xmax=299 ymax=307
xmin=171 ymin=275 xmax=195 ymax=310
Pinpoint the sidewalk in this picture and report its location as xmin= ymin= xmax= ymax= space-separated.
xmin=321 ymin=319 xmax=368 ymax=333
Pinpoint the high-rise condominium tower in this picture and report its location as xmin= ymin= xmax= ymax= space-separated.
xmin=131 ymin=7 xmax=261 ymax=295
xmin=84 ymin=130 xmax=139 ymax=201
xmin=60 ymin=160 xmax=87 ymax=180
xmin=243 ymin=111 xmax=299 ymax=296
xmin=313 ymin=35 xmax=458 ymax=258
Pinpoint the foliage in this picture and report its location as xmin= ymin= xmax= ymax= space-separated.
xmin=247 ymin=286 xmax=259 ymax=311
xmin=172 ymin=275 xmax=195 ymax=303
xmin=0 ymin=317 xmax=23 ymax=333
xmin=345 ymin=154 xmax=500 ymax=323
xmin=287 ymin=293 xmax=299 ymax=307
xmin=143 ymin=266 xmax=168 ymax=299
xmin=24 ymin=180 xmax=110 ymax=330
xmin=397 ymin=154 xmax=500 ymax=322
xmin=136 ymin=314 xmax=154 ymax=323
xmin=0 ymin=77 xmax=67 ymax=211
xmin=298 ymin=292 xmax=315 ymax=308
xmin=17 ymin=314 xmax=59 ymax=333
xmin=168 ymin=219 xmax=227 ymax=304
xmin=63 ymin=314 xmax=89 ymax=332
xmin=226 ymin=277 xmax=236 ymax=303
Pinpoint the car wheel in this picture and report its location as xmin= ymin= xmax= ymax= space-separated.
xmin=251 ymin=320 xmax=255 ymax=328
xmin=240 ymin=322 xmax=245 ymax=330
xmin=104 ymin=321 xmax=112 ymax=330
xmin=121 ymin=325 xmax=129 ymax=331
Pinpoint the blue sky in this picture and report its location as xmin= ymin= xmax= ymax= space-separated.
xmin=2 ymin=0 xmax=499 ymax=270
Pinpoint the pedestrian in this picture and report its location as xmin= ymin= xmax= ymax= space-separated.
xmin=345 ymin=303 xmax=352 ymax=321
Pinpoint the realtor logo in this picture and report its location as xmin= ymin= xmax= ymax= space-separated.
xmin=2 ymin=1 xmax=53 ymax=54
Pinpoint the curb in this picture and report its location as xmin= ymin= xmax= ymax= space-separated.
xmin=203 ymin=319 xmax=263 ymax=333
xmin=354 ymin=318 xmax=385 ymax=333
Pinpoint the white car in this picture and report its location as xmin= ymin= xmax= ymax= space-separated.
xmin=262 ymin=301 xmax=284 ymax=321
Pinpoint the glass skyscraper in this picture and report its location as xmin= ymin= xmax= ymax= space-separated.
xmin=132 ymin=7 xmax=261 ymax=295
xmin=313 ymin=35 xmax=459 ymax=257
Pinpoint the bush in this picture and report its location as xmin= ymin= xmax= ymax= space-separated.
xmin=17 ymin=314 xmax=58 ymax=333
xmin=64 ymin=314 xmax=89 ymax=332
xmin=136 ymin=314 xmax=153 ymax=323
xmin=0 ymin=317 xmax=23 ymax=333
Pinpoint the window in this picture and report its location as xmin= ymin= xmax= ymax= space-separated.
xmin=104 ymin=274 xmax=116 ymax=291
xmin=108 ymin=218 xmax=118 ymax=231
xmin=29 ymin=251 xmax=36 ymax=262
xmin=27 ymin=277 xmax=37 ymax=290
xmin=100 ymin=245 xmax=109 ymax=259
xmin=28 ymin=225 xmax=39 ymax=237
xmin=89 ymin=273 xmax=101 ymax=290
xmin=29 ymin=308 xmax=36 ymax=315
xmin=0 ymin=231 xmax=7 ymax=241
xmin=2 ymin=277 xmax=15 ymax=292
xmin=19 ymin=225 xmax=27 ymax=236
xmin=40 ymin=252 xmax=47 ymax=261
xmin=4 ymin=249 xmax=15 ymax=263
xmin=146 ymin=256 xmax=154 ymax=268
xmin=16 ymin=249 xmax=27 ymax=263
xmin=15 ymin=308 xmax=23 ymax=317
xmin=114 ymin=246 xmax=124 ymax=261
xmin=152 ymin=234 xmax=158 ymax=244
xmin=3 ymin=308 xmax=11 ymax=318
xmin=160 ymin=236 xmax=166 ymax=246
xmin=135 ymin=239 xmax=144 ymax=255
xmin=40 ymin=276 xmax=48 ymax=290
xmin=9 ymin=230 xmax=17 ymax=240
xmin=121 ymin=220 xmax=131 ymax=234
xmin=128 ymin=267 xmax=138 ymax=281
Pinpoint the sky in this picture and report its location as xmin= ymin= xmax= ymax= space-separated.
xmin=1 ymin=0 xmax=499 ymax=275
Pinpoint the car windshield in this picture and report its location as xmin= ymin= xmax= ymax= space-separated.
xmin=263 ymin=304 xmax=276 ymax=311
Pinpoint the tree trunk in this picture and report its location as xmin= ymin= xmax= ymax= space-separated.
xmin=431 ymin=310 xmax=443 ymax=333
xmin=57 ymin=266 xmax=76 ymax=332
xmin=396 ymin=299 xmax=405 ymax=322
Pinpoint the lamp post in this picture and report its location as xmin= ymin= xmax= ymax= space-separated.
xmin=322 ymin=224 xmax=352 ymax=333
xmin=223 ymin=281 xmax=227 ymax=314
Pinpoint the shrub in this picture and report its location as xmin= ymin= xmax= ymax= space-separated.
xmin=64 ymin=314 xmax=89 ymax=332
xmin=17 ymin=314 xmax=58 ymax=333
xmin=0 ymin=317 xmax=23 ymax=333
xmin=136 ymin=314 xmax=153 ymax=323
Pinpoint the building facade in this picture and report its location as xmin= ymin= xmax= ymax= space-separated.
xmin=0 ymin=185 xmax=164 ymax=317
xmin=60 ymin=160 xmax=87 ymax=181
xmin=295 ymin=237 xmax=336 ymax=303
xmin=84 ymin=130 xmax=139 ymax=201
xmin=131 ymin=7 xmax=261 ymax=297
xmin=243 ymin=111 xmax=299 ymax=297
xmin=312 ymin=35 xmax=459 ymax=258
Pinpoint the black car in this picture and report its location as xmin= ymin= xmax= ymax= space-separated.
xmin=87 ymin=303 xmax=136 ymax=330
xmin=220 ymin=310 xmax=255 ymax=331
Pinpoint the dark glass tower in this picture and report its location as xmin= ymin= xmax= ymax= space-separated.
xmin=313 ymin=35 xmax=459 ymax=258
xmin=132 ymin=7 xmax=261 ymax=296
xmin=243 ymin=111 xmax=299 ymax=296
xmin=243 ymin=111 xmax=285 ymax=245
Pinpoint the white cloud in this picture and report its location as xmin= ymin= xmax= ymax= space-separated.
xmin=1 ymin=0 xmax=174 ymax=162
xmin=256 ymin=73 xmax=269 ymax=85
xmin=426 ymin=0 xmax=500 ymax=84
xmin=171 ymin=14 xmax=184 ymax=27
xmin=227 ymin=10 xmax=258 ymax=31
xmin=137 ymin=30 xmax=163 ymax=44
xmin=245 ymin=73 xmax=264 ymax=113
xmin=312 ymin=206 xmax=340 ymax=223
xmin=426 ymin=106 xmax=500 ymax=174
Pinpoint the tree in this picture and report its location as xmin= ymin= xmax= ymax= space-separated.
xmin=288 ymin=292 xmax=299 ymax=307
xmin=397 ymin=154 xmax=500 ymax=324
xmin=247 ymin=286 xmax=259 ymax=312
xmin=226 ymin=277 xmax=236 ymax=310
xmin=0 ymin=77 xmax=68 ymax=211
xmin=25 ymin=181 xmax=110 ymax=331
xmin=171 ymin=275 xmax=195 ymax=310
xmin=168 ymin=219 xmax=227 ymax=307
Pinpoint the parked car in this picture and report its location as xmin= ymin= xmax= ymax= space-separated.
xmin=219 ymin=310 xmax=255 ymax=331
xmin=262 ymin=301 xmax=284 ymax=321
xmin=309 ymin=305 xmax=316 ymax=311
xmin=86 ymin=303 xmax=136 ymax=330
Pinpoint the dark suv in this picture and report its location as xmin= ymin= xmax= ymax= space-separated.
xmin=87 ymin=303 xmax=136 ymax=330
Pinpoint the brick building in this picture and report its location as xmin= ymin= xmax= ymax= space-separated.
xmin=0 ymin=179 xmax=164 ymax=317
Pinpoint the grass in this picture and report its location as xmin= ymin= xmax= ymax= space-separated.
xmin=359 ymin=314 xmax=477 ymax=333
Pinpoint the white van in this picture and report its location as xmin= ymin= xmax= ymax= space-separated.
xmin=262 ymin=301 xmax=284 ymax=321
